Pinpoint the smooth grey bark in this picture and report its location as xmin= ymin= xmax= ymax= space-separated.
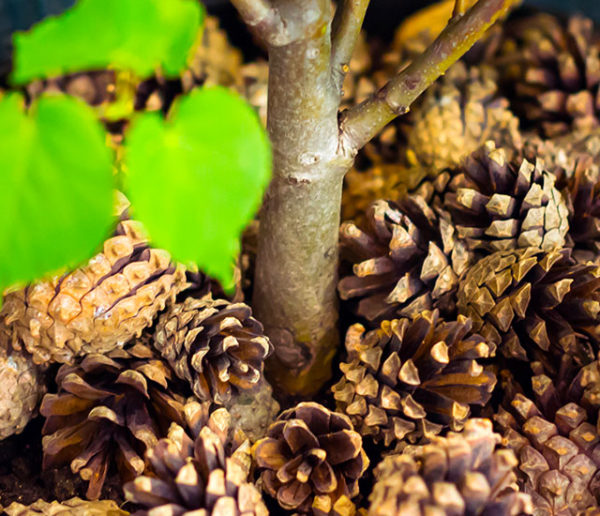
xmin=251 ymin=0 xmax=354 ymax=393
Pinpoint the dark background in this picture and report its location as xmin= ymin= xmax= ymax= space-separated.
xmin=1 ymin=0 xmax=599 ymax=80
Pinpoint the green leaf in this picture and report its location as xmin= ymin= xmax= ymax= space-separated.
xmin=125 ymin=86 xmax=272 ymax=288
xmin=0 ymin=93 xmax=115 ymax=289
xmin=12 ymin=0 xmax=204 ymax=84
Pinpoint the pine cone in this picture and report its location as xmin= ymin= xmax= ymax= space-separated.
xmin=405 ymin=63 xmax=522 ymax=176
xmin=240 ymin=61 xmax=269 ymax=127
xmin=0 ymin=338 xmax=45 ymax=440
xmin=254 ymin=402 xmax=369 ymax=515
xmin=338 ymin=194 xmax=472 ymax=323
xmin=562 ymin=160 xmax=600 ymax=264
xmin=369 ymin=418 xmax=532 ymax=515
xmin=136 ymin=15 xmax=243 ymax=115
xmin=27 ymin=16 xmax=242 ymax=121
xmin=522 ymin=130 xmax=600 ymax=186
xmin=124 ymin=399 xmax=267 ymax=515
xmin=3 ymin=497 xmax=128 ymax=515
xmin=444 ymin=141 xmax=569 ymax=254
xmin=498 ymin=13 xmax=600 ymax=137
xmin=153 ymin=294 xmax=272 ymax=405
xmin=457 ymin=247 xmax=600 ymax=375
xmin=40 ymin=340 xmax=187 ymax=500
xmin=495 ymin=364 xmax=600 ymax=515
xmin=341 ymin=163 xmax=411 ymax=224
xmin=0 ymin=218 xmax=187 ymax=365
xmin=183 ymin=16 xmax=243 ymax=91
xmin=331 ymin=310 xmax=496 ymax=447
xmin=26 ymin=71 xmax=117 ymax=106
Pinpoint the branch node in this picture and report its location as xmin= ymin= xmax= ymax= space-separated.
xmin=230 ymin=0 xmax=287 ymax=46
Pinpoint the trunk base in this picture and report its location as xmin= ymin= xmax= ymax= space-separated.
xmin=265 ymin=323 xmax=339 ymax=397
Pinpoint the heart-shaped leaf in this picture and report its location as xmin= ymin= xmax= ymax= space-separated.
xmin=0 ymin=93 xmax=115 ymax=289
xmin=12 ymin=0 xmax=204 ymax=84
xmin=124 ymin=86 xmax=272 ymax=288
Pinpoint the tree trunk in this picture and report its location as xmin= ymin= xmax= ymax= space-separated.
xmin=236 ymin=0 xmax=519 ymax=396
xmin=252 ymin=0 xmax=352 ymax=395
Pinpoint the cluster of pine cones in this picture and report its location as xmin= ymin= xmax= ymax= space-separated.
xmin=3 ymin=7 xmax=600 ymax=516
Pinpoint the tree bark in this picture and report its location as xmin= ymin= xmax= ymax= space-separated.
xmin=232 ymin=0 xmax=519 ymax=396
xmin=251 ymin=0 xmax=352 ymax=395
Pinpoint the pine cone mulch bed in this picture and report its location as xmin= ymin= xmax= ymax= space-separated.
xmin=7 ymin=5 xmax=600 ymax=516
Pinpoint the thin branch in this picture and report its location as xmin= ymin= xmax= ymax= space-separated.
xmin=453 ymin=0 xmax=469 ymax=18
xmin=230 ymin=0 xmax=287 ymax=46
xmin=339 ymin=0 xmax=519 ymax=155
xmin=330 ymin=0 xmax=371 ymax=91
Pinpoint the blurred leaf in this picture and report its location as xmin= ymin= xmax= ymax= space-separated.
xmin=0 ymin=93 xmax=115 ymax=289
xmin=125 ymin=86 xmax=272 ymax=288
xmin=12 ymin=0 xmax=204 ymax=84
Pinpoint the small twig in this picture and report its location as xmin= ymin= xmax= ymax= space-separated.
xmin=339 ymin=0 xmax=519 ymax=155
xmin=230 ymin=0 xmax=287 ymax=46
xmin=453 ymin=0 xmax=468 ymax=18
xmin=330 ymin=0 xmax=371 ymax=91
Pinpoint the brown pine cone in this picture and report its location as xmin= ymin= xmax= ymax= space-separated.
xmin=444 ymin=141 xmax=569 ymax=254
xmin=457 ymin=247 xmax=600 ymax=375
xmin=405 ymin=63 xmax=522 ymax=176
xmin=341 ymin=163 xmax=413 ymax=224
xmin=369 ymin=418 xmax=532 ymax=515
xmin=26 ymin=16 xmax=243 ymax=122
xmin=124 ymin=399 xmax=267 ymax=515
xmin=331 ymin=310 xmax=496 ymax=448
xmin=40 ymin=340 xmax=187 ymax=500
xmin=522 ymin=130 xmax=600 ymax=186
xmin=0 ymin=218 xmax=187 ymax=365
xmin=0 ymin=338 xmax=45 ymax=440
xmin=498 ymin=13 xmax=600 ymax=137
xmin=3 ymin=497 xmax=128 ymax=515
xmin=562 ymin=160 xmax=600 ymax=264
xmin=240 ymin=60 xmax=269 ymax=127
xmin=495 ymin=364 xmax=600 ymax=515
xmin=183 ymin=16 xmax=243 ymax=91
xmin=338 ymin=196 xmax=472 ymax=323
xmin=26 ymin=71 xmax=117 ymax=107
xmin=254 ymin=402 xmax=369 ymax=515
xmin=136 ymin=15 xmax=243 ymax=115
xmin=153 ymin=294 xmax=272 ymax=405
